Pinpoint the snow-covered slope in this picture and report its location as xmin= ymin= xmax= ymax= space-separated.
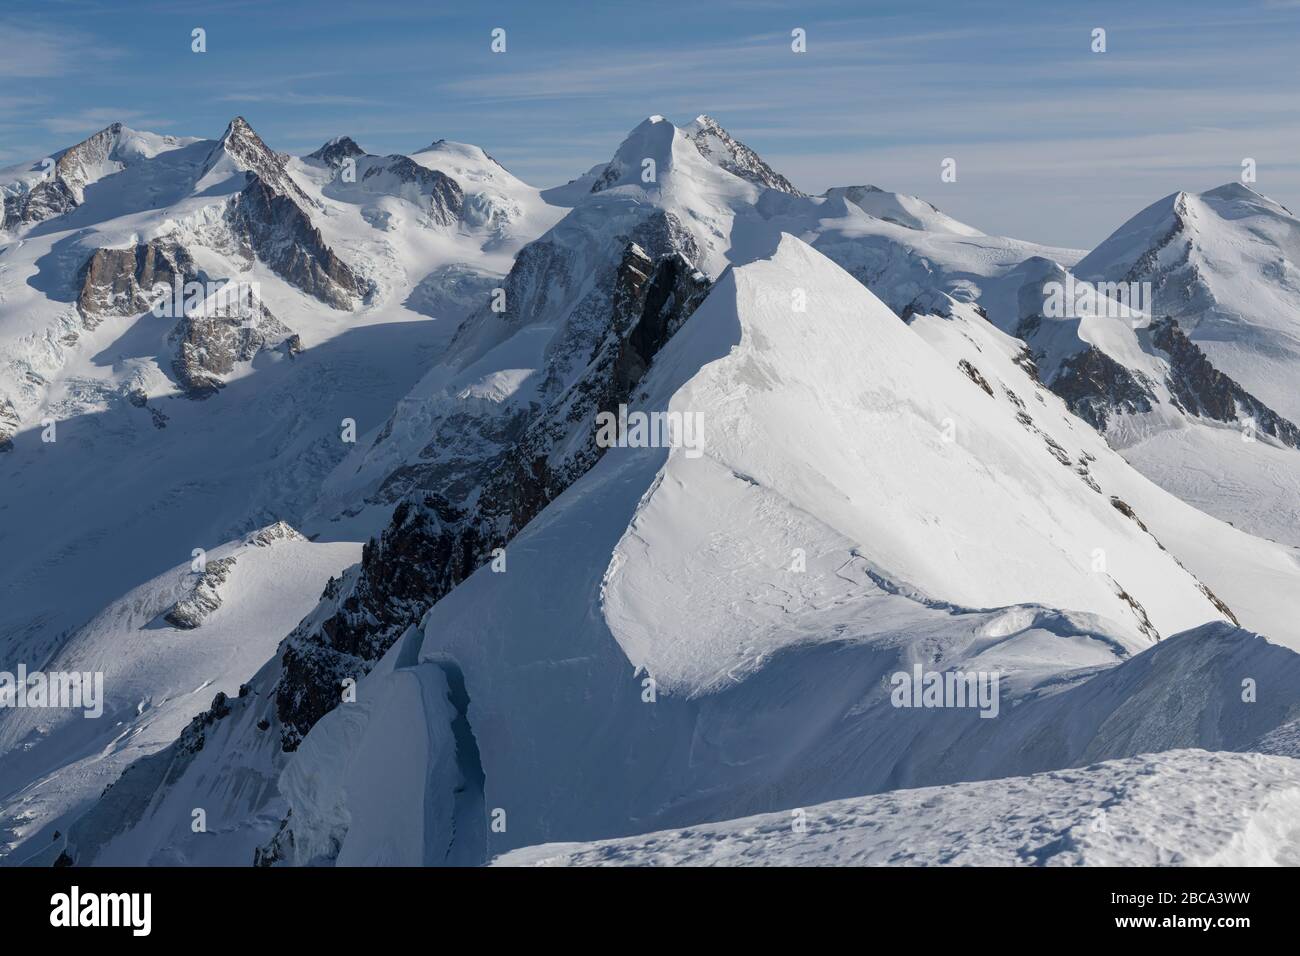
xmin=0 ymin=117 xmax=566 ymax=864
xmin=496 ymin=750 xmax=1300 ymax=867
xmin=1075 ymin=184 xmax=1300 ymax=423
xmin=902 ymin=291 xmax=1300 ymax=642
xmin=0 ymin=523 xmax=357 ymax=863
xmin=56 ymin=235 xmax=1300 ymax=868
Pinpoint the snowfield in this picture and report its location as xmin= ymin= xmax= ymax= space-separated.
xmin=0 ymin=524 xmax=357 ymax=861
xmin=496 ymin=750 xmax=1300 ymax=867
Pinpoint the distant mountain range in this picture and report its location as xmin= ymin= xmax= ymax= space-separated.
xmin=2 ymin=114 xmax=1298 ymax=867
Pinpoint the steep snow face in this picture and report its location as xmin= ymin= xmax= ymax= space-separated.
xmin=1075 ymin=184 xmax=1300 ymax=422
xmin=408 ymin=140 xmax=552 ymax=234
xmin=902 ymin=292 xmax=1300 ymax=644
xmin=604 ymin=236 xmax=1228 ymax=685
xmin=983 ymin=254 xmax=1300 ymax=544
xmin=496 ymin=750 xmax=1300 ymax=867
xmin=0 ymin=524 xmax=358 ymax=864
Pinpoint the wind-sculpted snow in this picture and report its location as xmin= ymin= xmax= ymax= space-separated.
xmin=604 ymin=236 xmax=1229 ymax=691
xmin=495 ymin=750 xmax=1300 ymax=867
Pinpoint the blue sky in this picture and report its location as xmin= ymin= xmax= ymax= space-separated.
xmin=2 ymin=0 xmax=1299 ymax=247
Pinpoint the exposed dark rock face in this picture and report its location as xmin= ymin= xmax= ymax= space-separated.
xmin=685 ymin=115 xmax=805 ymax=196
xmin=2 ymin=123 xmax=124 ymax=230
xmin=169 ymin=292 xmax=296 ymax=398
xmin=249 ymin=520 xmax=303 ymax=547
xmin=0 ymin=398 xmax=20 ymax=452
xmin=2 ymin=177 xmax=77 ymax=231
xmin=1150 ymin=317 xmax=1300 ymax=447
xmin=76 ymin=240 xmax=197 ymax=327
xmin=162 ymin=524 xmax=303 ymax=626
xmin=1043 ymin=343 xmax=1157 ymax=432
xmin=957 ymin=359 xmax=994 ymax=397
xmin=225 ymin=175 xmax=368 ymax=309
xmin=273 ymin=236 xmax=710 ymax=749
xmin=211 ymin=117 xmax=314 ymax=209
xmin=207 ymin=117 xmax=368 ymax=308
xmin=163 ymin=557 xmax=237 ymax=629
xmin=363 ymin=155 xmax=464 ymax=225
xmin=307 ymin=136 xmax=365 ymax=167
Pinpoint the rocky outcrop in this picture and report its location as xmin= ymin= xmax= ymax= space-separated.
xmin=274 ymin=231 xmax=710 ymax=749
xmin=0 ymin=398 xmax=20 ymax=452
xmin=162 ymin=524 xmax=304 ymax=627
xmin=1021 ymin=320 xmax=1158 ymax=432
xmin=307 ymin=136 xmax=365 ymax=167
xmin=163 ymin=557 xmax=237 ymax=629
xmin=363 ymin=156 xmax=463 ymax=226
xmin=207 ymin=117 xmax=368 ymax=308
xmin=211 ymin=117 xmax=313 ymax=208
xmin=168 ymin=288 xmax=296 ymax=398
xmin=248 ymin=520 xmax=304 ymax=548
xmin=685 ymin=115 xmax=804 ymax=196
xmin=76 ymin=239 xmax=197 ymax=327
xmin=2 ymin=123 xmax=125 ymax=230
xmin=225 ymin=175 xmax=368 ymax=309
xmin=1150 ymin=317 xmax=1300 ymax=447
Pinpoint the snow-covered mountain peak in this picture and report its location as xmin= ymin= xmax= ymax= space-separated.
xmin=822 ymin=184 xmax=984 ymax=236
xmin=1076 ymin=181 xmax=1300 ymax=421
xmin=203 ymin=116 xmax=312 ymax=205
xmin=306 ymin=135 xmax=365 ymax=167
xmin=584 ymin=114 xmax=801 ymax=204
xmin=1200 ymin=180 xmax=1292 ymax=214
xmin=1 ymin=122 xmax=196 ymax=231
xmin=589 ymin=115 xmax=683 ymax=193
xmin=682 ymin=113 xmax=803 ymax=195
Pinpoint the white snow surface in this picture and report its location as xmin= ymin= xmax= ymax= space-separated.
xmin=267 ymin=237 xmax=1300 ymax=867
xmin=1077 ymin=183 xmax=1300 ymax=423
xmin=0 ymin=525 xmax=357 ymax=861
xmin=496 ymin=750 xmax=1300 ymax=867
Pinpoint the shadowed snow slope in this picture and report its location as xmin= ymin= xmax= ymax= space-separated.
xmin=495 ymin=750 xmax=1300 ymax=867
xmin=0 ymin=524 xmax=357 ymax=863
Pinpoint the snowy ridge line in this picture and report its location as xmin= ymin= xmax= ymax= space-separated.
xmin=493 ymin=750 xmax=1300 ymax=867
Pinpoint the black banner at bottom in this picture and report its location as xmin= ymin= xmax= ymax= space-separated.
xmin=0 ymin=865 xmax=1282 ymax=942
